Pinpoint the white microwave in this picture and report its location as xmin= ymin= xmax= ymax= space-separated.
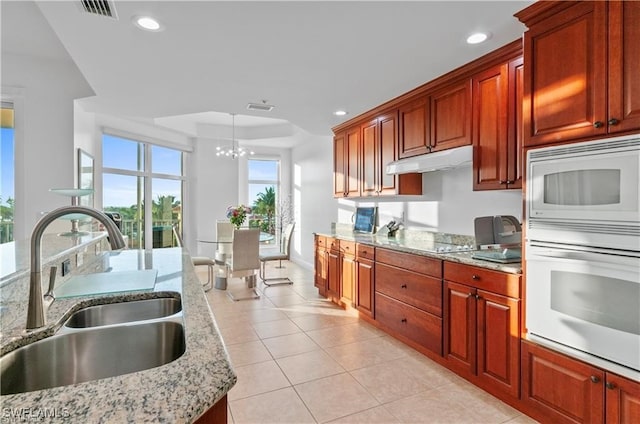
xmin=526 ymin=134 xmax=640 ymax=250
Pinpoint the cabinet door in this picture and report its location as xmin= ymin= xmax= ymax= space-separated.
xmin=356 ymin=258 xmax=374 ymax=318
xmin=333 ymin=133 xmax=346 ymax=197
xmin=340 ymin=243 xmax=356 ymax=307
xmin=444 ymin=281 xmax=476 ymax=376
xmin=314 ymin=247 xmax=327 ymax=296
xmin=361 ymin=118 xmax=378 ymax=197
xmin=607 ymin=1 xmax=640 ymax=134
xmin=606 ymin=373 xmax=640 ymax=424
xmin=473 ymin=63 xmax=509 ymax=190
xmin=430 ymin=80 xmax=472 ymax=152
xmin=521 ymin=341 xmax=605 ymax=424
xmin=522 ymin=1 xmax=607 ymax=146
xmin=507 ymin=57 xmax=524 ymax=189
xmin=399 ymin=97 xmax=429 ymax=158
xmin=327 ymin=249 xmax=341 ymax=300
xmin=345 ymin=127 xmax=361 ymax=197
xmin=378 ymin=111 xmax=400 ymax=195
xmin=476 ymin=290 xmax=520 ymax=399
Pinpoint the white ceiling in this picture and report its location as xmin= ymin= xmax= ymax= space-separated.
xmin=2 ymin=1 xmax=534 ymax=147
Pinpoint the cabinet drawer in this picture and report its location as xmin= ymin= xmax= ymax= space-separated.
xmin=341 ymin=240 xmax=356 ymax=257
xmin=444 ymin=262 xmax=520 ymax=298
xmin=375 ymin=293 xmax=442 ymax=355
xmin=376 ymin=263 xmax=442 ymax=316
xmin=328 ymin=238 xmax=340 ymax=251
xmin=356 ymin=243 xmax=375 ymax=260
xmin=316 ymin=235 xmax=327 ymax=249
xmin=376 ymin=248 xmax=442 ymax=278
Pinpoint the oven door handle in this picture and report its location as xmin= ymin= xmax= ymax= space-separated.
xmin=528 ymin=245 xmax=640 ymax=267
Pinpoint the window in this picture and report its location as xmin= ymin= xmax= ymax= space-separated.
xmin=248 ymin=159 xmax=279 ymax=241
xmin=102 ymin=134 xmax=184 ymax=249
xmin=1 ymin=102 xmax=15 ymax=244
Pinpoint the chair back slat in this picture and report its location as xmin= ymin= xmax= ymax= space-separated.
xmin=281 ymin=223 xmax=295 ymax=256
xmin=231 ymin=228 xmax=260 ymax=271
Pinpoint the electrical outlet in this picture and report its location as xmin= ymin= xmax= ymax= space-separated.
xmin=76 ymin=252 xmax=84 ymax=267
xmin=62 ymin=259 xmax=71 ymax=276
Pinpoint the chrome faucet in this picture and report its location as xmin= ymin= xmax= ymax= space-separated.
xmin=26 ymin=205 xmax=127 ymax=330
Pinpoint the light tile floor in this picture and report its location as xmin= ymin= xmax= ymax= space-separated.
xmin=197 ymin=260 xmax=539 ymax=424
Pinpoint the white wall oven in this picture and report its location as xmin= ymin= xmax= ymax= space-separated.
xmin=526 ymin=134 xmax=640 ymax=374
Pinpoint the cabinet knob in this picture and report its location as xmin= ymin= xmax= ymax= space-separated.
xmin=468 ymin=292 xmax=475 ymax=298
xmin=401 ymin=284 xmax=407 ymax=289
xmin=590 ymin=375 xmax=601 ymax=384
xmin=593 ymin=121 xmax=604 ymax=128
xmin=605 ymin=382 xmax=616 ymax=390
xmin=401 ymin=318 xmax=407 ymax=323
xmin=506 ymin=180 xmax=514 ymax=185
xmin=472 ymin=275 xmax=480 ymax=280
xmin=475 ymin=294 xmax=481 ymax=300
xmin=500 ymin=180 xmax=507 ymax=185
xmin=608 ymin=118 xmax=620 ymax=126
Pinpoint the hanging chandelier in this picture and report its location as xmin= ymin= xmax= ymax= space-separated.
xmin=216 ymin=113 xmax=254 ymax=158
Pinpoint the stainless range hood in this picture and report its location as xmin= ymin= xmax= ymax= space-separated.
xmin=386 ymin=145 xmax=473 ymax=175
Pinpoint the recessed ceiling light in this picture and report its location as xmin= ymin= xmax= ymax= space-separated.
xmin=466 ymin=32 xmax=489 ymax=44
xmin=334 ymin=110 xmax=348 ymax=116
xmin=133 ymin=15 xmax=163 ymax=32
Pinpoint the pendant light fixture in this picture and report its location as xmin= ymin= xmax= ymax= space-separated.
xmin=216 ymin=113 xmax=254 ymax=158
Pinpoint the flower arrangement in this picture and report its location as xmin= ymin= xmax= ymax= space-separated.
xmin=226 ymin=205 xmax=251 ymax=229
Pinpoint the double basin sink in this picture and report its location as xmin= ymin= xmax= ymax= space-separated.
xmin=1 ymin=296 xmax=185 ymax=396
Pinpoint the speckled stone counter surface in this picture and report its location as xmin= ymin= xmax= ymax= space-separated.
xmin=316 ymin=227 xmax=522 ymax=274
xmin=0 ymin=247 xmax=236 ymax=423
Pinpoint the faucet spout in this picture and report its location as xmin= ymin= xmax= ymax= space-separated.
xmin=26 ymin=206 xmax=127 ymax=330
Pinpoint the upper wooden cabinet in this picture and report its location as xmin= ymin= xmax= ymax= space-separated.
xmin=430 ymin=81 xmax=472 ymax=152
xmin=472 ymin=56 xmax=523 ymax=190
xmin=516 ymin=1 xmax=640 ymax=147
xmin=338 ymin=110 xmax=422 ymax=198
xmin=399 ymin=97 xmax=430 ymax=158
xmin=333 ymin=127 xmax=360 ymax=197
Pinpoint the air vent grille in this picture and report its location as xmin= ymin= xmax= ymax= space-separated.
xmin=529 ymin=219 xmax=640 ymax=237
xmin=529 ymin=137 xmax=639 ymax=160
xmin=246 ymin=103 xmax=275 ymax=112
xmin=80 ymin=0 xmax=117 ymax=19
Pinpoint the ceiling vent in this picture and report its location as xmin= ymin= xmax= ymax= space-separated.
xmin=80 ymin=0 xmax=118 ymax=19
xmin=246 ymin=102 xmax=275 ymax=112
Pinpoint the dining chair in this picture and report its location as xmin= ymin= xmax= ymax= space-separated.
xmin=215 ymin=221 xmax=235 ymax=264
xmin=225 ymin=228 xmax=261 ymax=301
xmin=259 ymin=222 xmax=295 ymax=287
xmin=172 ymin=225 xmax=215 ymax=292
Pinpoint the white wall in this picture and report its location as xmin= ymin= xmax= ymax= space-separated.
xmin=342 ymin=166 xmax=522 ymax=235
xmin=2 ymin=53 xmax=94 ymax=240
xmin=290 ymin=134 xmax=337 ymax=268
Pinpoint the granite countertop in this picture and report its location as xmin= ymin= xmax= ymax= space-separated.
xmin=0 ymin=247 xmax=236 ymax=423
xmin=316 ymin=231 xmax=522 ymax=274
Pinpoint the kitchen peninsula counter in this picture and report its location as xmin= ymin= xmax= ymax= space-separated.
xmin=315 ymin=230 xmax=522 ymax=274
xmin=0 ymin=247 xmax=236 ymax=423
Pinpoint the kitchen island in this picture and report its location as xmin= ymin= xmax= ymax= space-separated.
xmin=0 ymin=243 xmax=236 ymax=423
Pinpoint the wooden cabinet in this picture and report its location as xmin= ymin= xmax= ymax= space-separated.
xmin=399 ymin=97 xmax=430 ymax=158
xmin=355 ymin=243 xmax=374 ymax=318
xmin=430 ymin=80 xmax=472 ymax=152
xmin=361 ymin=111 xmax=422 ymax=197
xmin=517 ymin=1 xmax=640 ymax=147
xmin=340 ymin=240 xmax=356 ymax=307
xmin=444 ymin=262 xmax=521 ymax=399
xmin=314 ymin=235 xmax=327 ymax=296
xmin=521 ymin=340 xmax=640 ymax=424
xmin=326 ymin=237 xmax=341 ymax=301
xmin=374 ymin=249 xmax=443 ymax=355
xmin=472 ymin=56 xmax=523 ymax=190
xmin=333 ymin=127 xmax=360 ymax=197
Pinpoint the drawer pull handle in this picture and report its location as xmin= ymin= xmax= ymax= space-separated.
xmin=401 ymin=284 xmax=407 ymax=289
xmin=401 ymin=318 xmax=407 ymax=323
xmin=590 ymin=375 xmax=601 ymax=384
xmin=472 ymin=275 xmax=480 ymax=280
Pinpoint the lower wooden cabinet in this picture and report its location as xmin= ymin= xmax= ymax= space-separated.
xmin=444 ymin=262 xmax=521 ymax=399
xmin=355 ymin=244 xmax=374 ymax=318
xmin=521 ymin=340 xmax=640 ymax=424
xmin=340 ymin=241 xmax=356 ymax=307
xmin=374 ymin=248 xmax=443 ymax=355
xmin=195 ymin=395 xmax=228 ymax=424
xmin=314 ymin=235 xmax=327 ymax=296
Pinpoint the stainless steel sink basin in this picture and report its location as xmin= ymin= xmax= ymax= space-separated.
xmin=1 ymin=320 xmax=185 ymax=395
xmin=64 ymin=297 xmax=182 ymax=328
